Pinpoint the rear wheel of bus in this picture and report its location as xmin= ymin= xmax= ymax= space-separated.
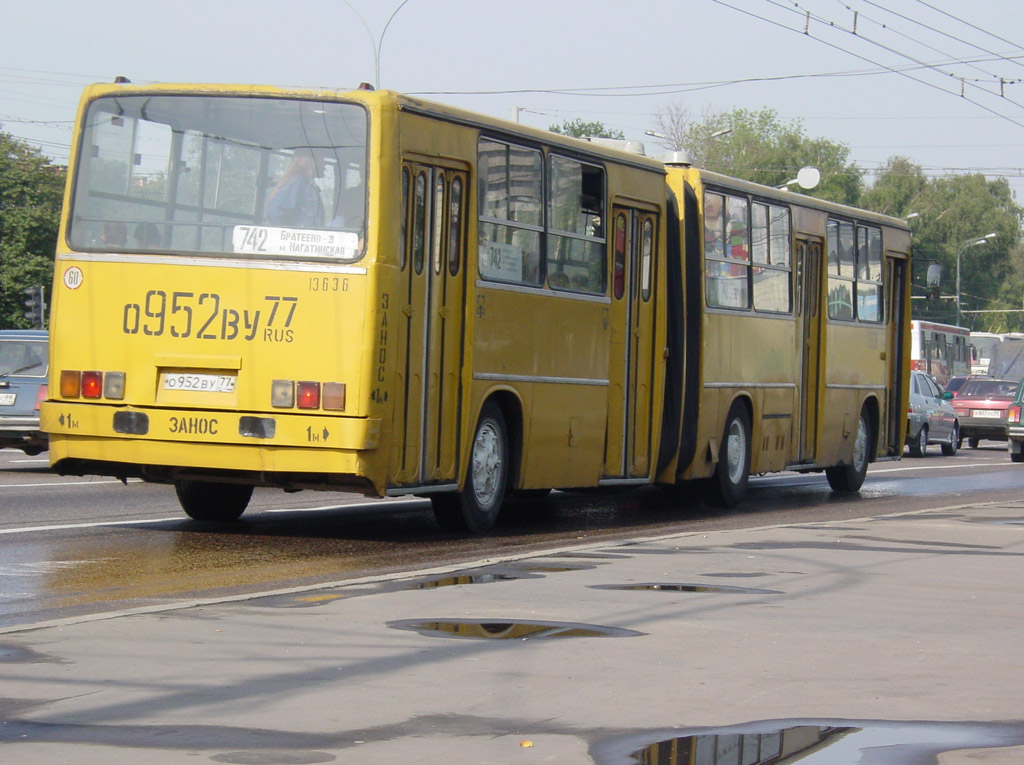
xmin=431 ymin=401 xmax=509 ymax=533
xmin=707 ymin=401 xmax=751 ymax=508
xmin=826 ymin=409 xmax=871 ymax=493
xmin=174 ymin=479 xmax=253 ymax=522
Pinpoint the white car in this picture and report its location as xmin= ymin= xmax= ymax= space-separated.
xmin=906 ymin=371 xmax=959 ymax=457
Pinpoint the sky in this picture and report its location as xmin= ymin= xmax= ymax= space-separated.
xmin=2 ymin=0 xmax=1023 ymax=202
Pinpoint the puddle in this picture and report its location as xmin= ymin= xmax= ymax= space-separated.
xmin=592 ymin=583 xmax=782 ymax=595
xmin=700 ymin=572 xmax=770 ymax=578
xmin=212 ymin=751 xmax=336 ymax=764
xmin=413 ymin=573 xmax=522 ymax=589
xmin=388 ymin=619 xmax=644 ymax=640
xmin=512 ymin=563 xmax=595 ymax=573
xmin=0 ymin=644 xmax=59 ymax=664
xmin=593 ymin=719 xmax=1024 ymax=764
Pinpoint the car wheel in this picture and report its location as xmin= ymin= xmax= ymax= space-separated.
xmin=940 ymin=423 xmax=959 ymax=456
xmin=968 ymin=437 xmax=980 ymax=449
xmin=909 ymin=425 xmax=927 ymax=457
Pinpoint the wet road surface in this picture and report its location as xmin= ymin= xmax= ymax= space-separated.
xmin=2 ymin=445 xmax=1022 ymax=630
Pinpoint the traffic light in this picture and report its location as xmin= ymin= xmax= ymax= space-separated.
xmin=23 ymin=286 xmax=45 ymax=328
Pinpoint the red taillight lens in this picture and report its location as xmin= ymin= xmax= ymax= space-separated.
xmin=81 ymin=371 xmax=103 ymax=399
xmin=296 ymin=381 xmax=320 ymax=409
xmin=34 ymin=384 xmax=48 ymax=411
xmin=1010 ymin=405 xmax=1022 ymax=424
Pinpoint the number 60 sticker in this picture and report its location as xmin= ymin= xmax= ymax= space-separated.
xmin=63 ymin=266 xmax=84 ymax=290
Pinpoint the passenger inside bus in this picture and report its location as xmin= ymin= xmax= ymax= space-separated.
xmin=265 ymin=150 xmax=324 ymax=228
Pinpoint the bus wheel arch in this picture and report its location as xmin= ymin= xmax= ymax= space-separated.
xmin=432 ymin=393 xmax=518 ymax=534
xmin=825 ymin=402 xmax=875 ymax=493
xmin=707 ymin=397 xmax=753 ymax=508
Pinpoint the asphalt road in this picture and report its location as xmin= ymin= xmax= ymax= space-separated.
xmin=2 ymin=443 xmax=1022 ymax=631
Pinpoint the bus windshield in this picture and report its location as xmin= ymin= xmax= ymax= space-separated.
xmin=69 ymin=94 xmax=368 ymax=262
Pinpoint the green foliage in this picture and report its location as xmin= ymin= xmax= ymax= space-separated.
xmin=863 ymin=157 xmax=1024 ymax=329
xmin=549 ymin=119 xmax=625 ymax=140
xmin=681 ymin=107 xmax=863 ymax=205
xmin=0 ymin=127 xmax=65 ymax=329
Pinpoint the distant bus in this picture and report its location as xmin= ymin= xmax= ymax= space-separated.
xmin=971 ymin=331 xmax=1024 ymax=378
xmin=909 ymin=320 xmax=970 ymax=386
xmin=41 ymin=82 xmax=911 ymax=531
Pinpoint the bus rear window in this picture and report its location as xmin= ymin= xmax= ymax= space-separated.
xmin=69 ymin=95 xmax=369 ymax=262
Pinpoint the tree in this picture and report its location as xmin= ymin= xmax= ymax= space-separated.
xmin=864 ymin=157 xmax=1024 ymax=329
xmin=0 ymin=127 xmax=65 ymax=329
xmin=549 ymin=119 xmax=624 ymax=140
xmin=649 ymin=105 xmax=863 ymax=205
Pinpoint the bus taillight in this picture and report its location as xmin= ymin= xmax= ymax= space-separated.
xmin=297 ymin=382 xmax=320 ymax=409
xmin=1010 ymin=405 xmax=1022 ymax=424
xmin=60 ymin=370 xmax=125 ymax=400
xmin=271 ymin=380 xmax=346 ymax=411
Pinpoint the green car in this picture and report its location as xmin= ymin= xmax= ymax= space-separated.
xmin=1007 ymin=381 xmax=1024 ymax=462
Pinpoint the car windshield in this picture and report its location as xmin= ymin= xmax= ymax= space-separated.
xmin=0 ymin=340 xmax=48 ymax=377
xmin=945 ymin=377 xmax=967 ymax=392
xmin=958 ymin=379 xmax=1018 ymax=398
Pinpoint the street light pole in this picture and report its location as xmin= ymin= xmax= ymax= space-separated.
xmin=956 ymin=232 xmax=998 ymax=326
xmin=342 ymin=0 xmax=412 ymax=89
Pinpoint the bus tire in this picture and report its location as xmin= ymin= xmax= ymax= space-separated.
xmin=968 ymin=437 xmax=980 ymax=449
xmin=708 ymin=402 xmax=751 ymax=508
xmin=174 ymin=479 xmax=253 ymax=522
xmin=826 ymin=410 xmax=871 ymax=493
xmin=431 ymin=401 xmax=508 ymax=533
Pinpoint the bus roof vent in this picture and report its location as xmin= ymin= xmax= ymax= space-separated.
xmin=584 ymin=137 xmax=647 ymax=156
xmin=658 ymin=150 xmax=692 ymax=167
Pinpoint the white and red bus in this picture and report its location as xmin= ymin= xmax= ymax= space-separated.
xmin=909 ymin=320 xmax=970 ymax=386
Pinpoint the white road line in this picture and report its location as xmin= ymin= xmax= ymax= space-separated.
xmin=3 ymin=478 xmax=144 ymax=489
xmin=0 ymin=517 xmax=183 ymax=535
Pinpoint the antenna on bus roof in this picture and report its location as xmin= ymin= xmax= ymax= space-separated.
xmin=358 ymin=82 xmax=375 ymax=91
xmin=114 ymin=76 xmax=131 ymax=84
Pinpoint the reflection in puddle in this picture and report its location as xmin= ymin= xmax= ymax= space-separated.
xmin=388 ymin=619 xmax=644 ymax=640
xmin=593 ymin=583 xmax=782 ymax=595
xmin=512 ymin=563 xmax=596 ymax=573
xmin=413 ymin=573 xmax=520 ymax=589
xmin=594 ymin=720 xmax=1024 ymax=764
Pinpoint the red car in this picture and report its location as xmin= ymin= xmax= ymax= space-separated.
xmin=949 ymin=378 xmax=1019 ymax=448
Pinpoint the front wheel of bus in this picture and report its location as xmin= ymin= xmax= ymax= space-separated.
xmin=432 ymin=402 xmax=508 ymax=534
xmin=174 ymin=479 xmax=253 ymax=522
xmin=708 ymin=402 xmax=751 ymax=508
xmin=826 ymin=411 xmax=871 ymax=493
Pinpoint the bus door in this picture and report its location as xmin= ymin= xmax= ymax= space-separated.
xmin=604 ymin=206 xmax=659 ymax=479
xmin=796 ymin=236 xmax=825 ymax=462
xmin=396 ymin=163 xmax=468 ymax=486
xmin=885 ymin=253 xmax=909 ymax=453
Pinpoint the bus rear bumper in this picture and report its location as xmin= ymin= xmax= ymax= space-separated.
xmin=42 ymin=402 xmax=381 ymax=492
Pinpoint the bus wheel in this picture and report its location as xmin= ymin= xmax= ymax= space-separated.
xmin=174 ymin=479 xmax=253 ymax=522
xmin=431 ymin=401 xmax=508 ymax=533
xmin=708 ymin=402 xmax=751 ymax=508
xmin=826 ymin=410 xmax=871 ymax=492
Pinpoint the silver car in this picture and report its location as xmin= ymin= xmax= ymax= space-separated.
xmin=906 ymin=370 xmax=959 ymax=457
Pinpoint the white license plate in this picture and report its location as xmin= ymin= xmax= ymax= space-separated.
xmin=161 ymin=373 xmax=236 ymax=393
xmin=974 ymin=409 xmax=1003 ymax=418
xmin=0 ymin=393 xmax=15 ymax=406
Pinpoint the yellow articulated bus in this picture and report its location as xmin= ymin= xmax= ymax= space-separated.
xmin=42 ymin=82 xmax=910 ymax=532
